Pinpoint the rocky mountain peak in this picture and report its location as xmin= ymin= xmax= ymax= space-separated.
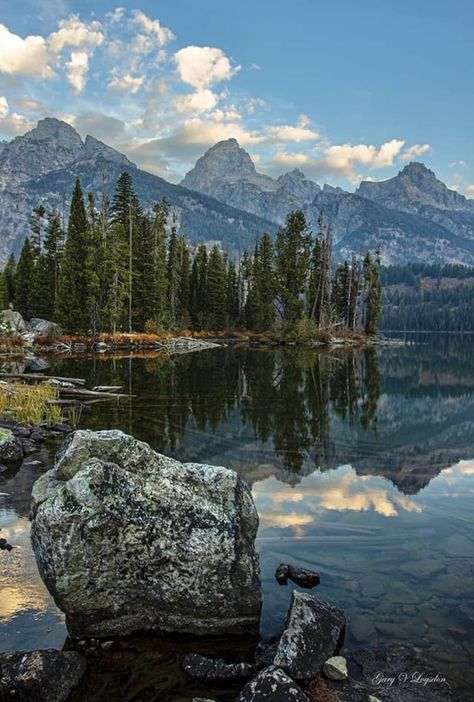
xmin=277 ymin=168 xmax=321 ymax=203
xmin=181 ymin=138 xmax=257 ymax=193
xmin=83 ymin=135 xmax=135 ymax=168
xmin=399 ymin=161 xmax=437 ymax=183
xmin=24 ymin=117 xmax=83 ymax=148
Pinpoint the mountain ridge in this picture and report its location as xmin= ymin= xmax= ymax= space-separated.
xmin=1 ymin=119 xmax=473 ymax=266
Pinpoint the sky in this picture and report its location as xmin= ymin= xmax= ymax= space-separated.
xmin=0 ymin=0 xmax=473 ymax=194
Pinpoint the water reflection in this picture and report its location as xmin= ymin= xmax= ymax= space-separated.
xmin=1 ymin=339 xmax=474 ymax=699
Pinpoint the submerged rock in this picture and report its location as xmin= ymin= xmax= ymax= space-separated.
xmin=181 ymin=652 xmax=255 ymax=682
xmin=326 ymin=645 xmax=461 ymax=702
xmin=273 ymin=592 xmax=345 ymax=680
xmin=237 ymin=666 xmax=309 ymax=701
xmin=0 ymin=649 xmax=85 ymax=702
xmin=275 ymin=563 xmax=320 ymax=588
xmin=30 ymin=429 xmax=261 ymax=638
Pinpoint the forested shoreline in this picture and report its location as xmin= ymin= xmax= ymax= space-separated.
xmin=381 ymin=263 xmax=474 ymax=332
xmin=0 ymin=171 xmax=382 ymax=340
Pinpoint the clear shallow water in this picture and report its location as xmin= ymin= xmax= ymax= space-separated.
xmin=1 ymin=339 xmax=474 ymax=701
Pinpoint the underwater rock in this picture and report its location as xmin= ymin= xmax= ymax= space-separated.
xmin=275 ymin=563 xmax=320 ymax=588
xmin=0 ymin=649 xmax=85 ymax=702
xmin=181 ymin=652 xmax=255 ymax=682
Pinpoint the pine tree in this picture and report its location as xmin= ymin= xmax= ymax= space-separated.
xmin=30 ymin=210 xmax=64 ymax=320
xmin=3 ymin=254 xmax=16 ymax=307
xmin=332 ymin=262 xmax=350 ymax=324
xmin=57 ymin=178 xmax=91 ymax=333
xmin=206 ymin=246 xmax=227 ymax=330
xmin=363 ymin=251 xmax=382 ymax=335
xmin=176 ymin=235 xmax=191 ymax=328
xmin=190 ymin=244 xmax=208 ymax=329
xmin=275 ymin=210 xmax=312 ymax=324
xmin=256 ymin=233 xmax=275 ymax=330
xmin=30 ymin=205 xmax=46 ymax=259
xmin=151 ymin=201 xmax=170 ymax=326
xmin=167 ymin=221 xmax=179 ymax=328
xmin=226 ymin=259 xmax=240 ymax=329
xmin=15 ymin=237 xmax=34 ymax=319
xmin=0 ymin=272 xmax=5 ymax=310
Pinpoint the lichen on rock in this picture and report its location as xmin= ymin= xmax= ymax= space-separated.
xmin=30 ymin=429 xmax=261 ymax=638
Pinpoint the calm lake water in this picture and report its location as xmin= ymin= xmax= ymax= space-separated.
xmin=1 ymin=338 xmax=474 ymax=701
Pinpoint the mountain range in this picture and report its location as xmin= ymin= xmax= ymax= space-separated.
xmin=1 ymin=117 xmax=473 ymax=266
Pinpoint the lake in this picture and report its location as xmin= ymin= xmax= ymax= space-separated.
xmin=1 ymin=337 xmax=473 ymax=701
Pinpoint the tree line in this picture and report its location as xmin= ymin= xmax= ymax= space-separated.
xmin=381 ymin=263 xmax=474 ymax=332
xmin=0 ymin=171 xmax=382 ymax=336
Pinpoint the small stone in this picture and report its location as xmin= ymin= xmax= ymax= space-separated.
xmin=237 ymin=666 xmax=309 ymax=702
xmin=369 ymin=697 xmax=382 ymax=702
xmin=323 ymin=656 xmax=348 ymax=680
xmin=275 ymin=563 xmax=320 ymax=588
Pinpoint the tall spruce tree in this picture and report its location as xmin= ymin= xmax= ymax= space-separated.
xmin=57 ymin=178 xmax=91 ymax=333
xmin=363 ymin=251 xmax=382 ymax=335
xmin=15 ymin=237 xmax=34 ymax=319
xmin=206 ymin=246 xmax=227 ymax=330
xmin=275 ymin=210 xmax=312 ymax=324
xmin=3 ymin=254 xmax=16 ymax=307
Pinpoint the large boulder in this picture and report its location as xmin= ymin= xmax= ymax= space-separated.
xmin=0 ymin=309 xmax=26 ymax=334
xmin=273 ymin=592 xmax=345 ymax=680
xmin=0 ymin=649 xmax=86 ymax=702
xmin=27 ymin=318 xmax=61 ymax=337
xmin=30 ymin=430 xmax=261 ymax=638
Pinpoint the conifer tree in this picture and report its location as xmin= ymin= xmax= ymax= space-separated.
xmin=190 ymin=244 xmax=208 ymax=329
xmin=176 ymin=235 xmax=191 ymax=328
xmin=275 ymin=210 xmax=312 ymax=323
xmin=30 ymin=205 xmax=46 ymax=259
xmin=363 ymin=251 xmax=382 ymax=335
xmin=226 ymin=260 xmax=240 ymax=329
xmin=151 ymin=201 xmax=170 ymax=326
xmin=206 ymin=245 xmax=227 ymax=330
xmin=30 ymin=210 xmax=64 ymax=320
xmin=15 ymin=237 xmax=34 ymax=319
xmin=0 ymin=272 xmax=5 ymax=311
xmin=3 ymin=254 xmax=16 ymax=307
xmin=57 ymin=178 xmax=91 ymax=333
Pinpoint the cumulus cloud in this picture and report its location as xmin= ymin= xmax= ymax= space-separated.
xmin=108 ymin=73 xmax=145 ymax=94
xmin=466 ymin=185 xmax=474 ymax=197
xmin=174 ymin=46 xmax=240 ymax=90
xmin=400 ymin=143 xmax=431 ymax=160
xmin=0 ymin=24 xmax=53 ymax=79
xmin=48 ymin=15 xmax=103 ymax=53
xmin=72 ymin=111 xmax=126 ymax=141
xmin=64 ymin=51 xmax=89 ymax=92
xmin=173 ymin=89 xmax=217 ymax=114
xmin=267 ymin=123 xmax=320 ymax=142
xmin=273 ymin=151 xmax=310 ymax=167
xmin=0 ymin=96 xmax=8 ymax=118
xmin=130 ymin=10 xmax=175 ymax=47
xmin=0 ymin=111 xmax=33 ymax=135
xmin=323 ymin=139 xmax=405 ymax=183
xmin=106 ymin=7 xmax=126 ymax=23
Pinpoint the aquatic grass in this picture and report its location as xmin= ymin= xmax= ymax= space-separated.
xmin=0 ymin=381 xmax=62 ymax=426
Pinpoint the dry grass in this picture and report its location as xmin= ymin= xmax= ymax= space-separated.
xmin=307 ymin=676 xmax=339 ymax=702
xmin=0 ymin=381 xmax=62 ymax=426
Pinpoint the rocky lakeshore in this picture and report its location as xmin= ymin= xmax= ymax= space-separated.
xmin=0 ymin=430 xmax=462 ymax=701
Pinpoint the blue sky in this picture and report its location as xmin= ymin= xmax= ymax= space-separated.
xmin=0 ymin=0 xmax=473 ymax=194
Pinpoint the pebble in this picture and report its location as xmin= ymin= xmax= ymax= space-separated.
xmin=323 ymin=656 xmax=348 ymax=681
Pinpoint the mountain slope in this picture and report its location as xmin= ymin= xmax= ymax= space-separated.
xmin=181 ymin=142 xmax=474 ymax=265
xmin=0 ymin=119 xmax=278 ymax=263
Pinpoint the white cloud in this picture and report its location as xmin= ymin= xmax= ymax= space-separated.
xmin=323 ymin=139 xmax=405 ymax=183
xmin=400 ymin=143 xmax=431 ymax=161
xmin=178 ymin=117 xmax=263 ymax=146
xmin=48 ymin=15 xmax=103 ymax=53
xmin=174 ymin=46 xmax=240 ymax=90
xmin=106 ymin=7 xmax=126 ymax=23
xmin=0 ymin=24 xmax=53 ymax=79
xmin=130 ymin=10 xmax=175 ymax=47
xmin=0 ymin=96 xmax=8 ymax=118
xmin=267 ymin=123 xmax=320 ymax=142
xmin=0 ymin=112 xmax=33 ymax=135
xmin=273 ymin=151 xmax=310 ymax=167
xmin=174 ymin=89 xmax=217 ymax=114
xmin=65 ymin=51 xmax=89 ymax=92
xmin=108 ymin=73 xmax=145 ymax=94
xmin=466 ymin=185 xmax=474 ymax=197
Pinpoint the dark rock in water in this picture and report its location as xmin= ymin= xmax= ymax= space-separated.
xmin=14 ymin=426 xmax=32 ymax=438
xmin=0 ymin=429 xmax=24 ymax=466
xmin=181 ymin=652 xmax=255 ymax=682
xmin=275 ymin=563 xmax=320 ymax=588
xmin=0 ymin=537 xmax=13 ymax=551
xmin=25 ymin=356 xmax=50 ymax=372
xmin=237 ymin=666 xmax=309 ymax=701
xmin=326 ymin=645 xmax=461 ymax=702
xmin=21 ymin=438 xmax=36 ymax=455
xmin=50 ymin=423 xmax=72 ymax=434
xmin=274 ymin=592 xmax=345 ymax=680
xmin=254 ymin=637 xmax=280 ymax=669
xmin=30 ymin=430 xmax=261 ymax=638
xmin=0 ymin=649 xmax=86 ymax=701
xmin=30 ymin=428 xmax=46 ymax=443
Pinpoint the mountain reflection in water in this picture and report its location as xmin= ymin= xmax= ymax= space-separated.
xmin=1 ymin=337 xmax=474 ymax=699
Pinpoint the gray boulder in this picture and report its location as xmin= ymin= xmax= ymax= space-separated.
xmin=0 ymin=428 xmax=24 ymax=470
xmin=237 ymin=666 xmax=309 ymax=701
xmin=273 ymin=592 xmax=345 ymax=680
xmin=30 ymin=429 xmax=261 ymax=638
xmin=0 ymin=309 xmax=26 ymax=334
xmin=182 ymin=652 xmax=255 ymax=682
xmin=27 ymin=318 xmax=61 ymax=337
xmin=0 ymin=649 xmax=86 ymax=702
